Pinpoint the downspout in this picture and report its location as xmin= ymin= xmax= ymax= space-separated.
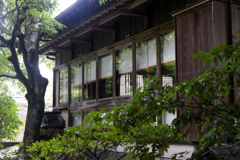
xmin=46 ymin=56 xmax=55 ymax=61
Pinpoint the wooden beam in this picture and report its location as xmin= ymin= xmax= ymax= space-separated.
xmin=75 ymin=27 xmax=93 ymax=38
xmin=125 ymin=0 xmax=148 ymax=10
xmin=57 ymin=39 xmax=71 ymax=47
xmin=69 ymin=38 xmax=90 ymax=43
xmin=120 ymin=10 xmax=147 ymax=17
xmin=52 ymin=47 xmax=71 ymax=51
xmin=75 ymin=25 xmax=114 ymax=38
xmin=92 ymin=26 xmax=115 ymax=32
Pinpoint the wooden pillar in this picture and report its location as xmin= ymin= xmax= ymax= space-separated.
xmin=96 ymin=57 xmax=99 ymax=103
xmin=132 ymin=42 xmax=136 ymax=96
xmin=81 ymin=60 xmax=84 ymax=102
xmin=112 ymin=49 xmax=116 ymax=101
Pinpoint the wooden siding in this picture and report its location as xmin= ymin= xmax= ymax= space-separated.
xmin=231 ymin=4 xmax=240 ymax=102
xmin=72 ymin=42 xmax=91 ymax=58
xmin=176 ymin=1 xmax=233 ymax=141
xmin=92 ymin=30 xmax=114 ymax=50
xmin=175 ymin=1 xmax=232 ymax=141
xmin=149 ymin=0 xmax=199 ymax=28
xmin=116 ymin=16 xmax=146 ymax=41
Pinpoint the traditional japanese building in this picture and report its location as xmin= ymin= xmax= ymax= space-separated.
xmin=39 ymin=0 xmax=240 ymax=157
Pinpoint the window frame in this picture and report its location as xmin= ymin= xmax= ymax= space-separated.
xmin=135 ymin=37 xmax=157 ymax=90
xmin=53 ymin=64 xmax=70 ymax=109
xmin=70 ymin=61 xmax=83 ymax=107
xmin=98 ymin=52 xmax=114 ymax=100
xmin=52 ymin=21 xmax=175 ymax=125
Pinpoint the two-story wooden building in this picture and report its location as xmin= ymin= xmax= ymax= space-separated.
xmin=39 ymin=0 xmax=240 ymax=157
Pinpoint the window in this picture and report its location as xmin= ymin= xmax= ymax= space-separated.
xmin=83 ymin=111 xmax=91 ymax=125
xmin=162 ymin=109 xmax=177 ymax=125
xmin=71 ymin=112 xmax=82 ymax=126
xmin=59 ymin=68 xmax=68 ymax=103
xmin=161 ymin=31 xmax=177 ymax=125
xmin=116 ymin=47 xmax=133 ymax=96
xmin=99 ymin=53 xmax=113 ymax=99
xmin=84 ymin=59 xmax=96 ymax=101
xmin=136 ymin=38 xmax=157 ymax=90
xmin=71 ymin=64 xmax=82 ymax=103
xmin=161 ymin=31 xmax=176 ymax=87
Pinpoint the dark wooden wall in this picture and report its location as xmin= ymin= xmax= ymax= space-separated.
xmin=231 ymin=3 xmax=240 ymax=102
xmin=175 ymin=1 xmax=231 ymax=141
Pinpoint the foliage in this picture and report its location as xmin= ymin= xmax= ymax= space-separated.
xmin=0 ymin=92 xmax=23 ymax=143
xmin=0 ymin=0 xmax=65 ymax=149
xmin=27 ymin=109 xmax=128 ymax=160
xmin=104 ymin=34 xmax=240 ymax=159
xmin=28 ymin=35 xmax=240 ymax=159
xmin=0 ymin=149 xmax=28 ymax=160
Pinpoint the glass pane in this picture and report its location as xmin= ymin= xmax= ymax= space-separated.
xmin=59 ymin=68 xmax=68 ymax=103
xmin=83 ymin=111 xmax=91 ymax=125
xmin=116 ymin=47 xmax=133 ymax=96
xmin=116 ymin=47 xmax=132 ymax=74
xmin=136 ymin=68 xmax=156 ymax=90
xmin=99 ymin=54 xmax=113 ymax=99
xmin=161 ymin=31 xmax=176 ymax=87
xmin=99 ymin=54 xmax=113 ymax=78
xmin=162 ymin=109 xmax=177 ymax=126
xmin=148 ymin=38 xmax=156 ymax=66
xmin=136 ymin=41 xmax=148 ymax=70
xmin=84 ymin=60 xmax=96 ymax=83
xmin=84 ymin=59 xmax=96 ymax=101
xmin=118 ymin=74 xmax=133 ymax=96
xmin=71 ymin=64 xmax=82 ymax=103
xmin=71 ymin=112 xmax=82 ymax=126
xmin=136 ymin=38 xmax=156 ymax=90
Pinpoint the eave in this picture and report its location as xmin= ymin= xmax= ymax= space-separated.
xmin=39 ymin=0 xmax=149 ymax=55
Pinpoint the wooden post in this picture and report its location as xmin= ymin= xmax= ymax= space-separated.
xmin=132 ymin=42 xmax=136 ymax=96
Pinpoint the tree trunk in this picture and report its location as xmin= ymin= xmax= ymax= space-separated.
xmin=23 ymin=74 xmax=48 ymax=150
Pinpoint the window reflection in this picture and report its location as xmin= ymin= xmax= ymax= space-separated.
xmin=71 ymin=112 xmax=82 ymax=126
xmin=162 ymin=109 xmax=177 ymax=126
xmin=83 ymin=111 xmax=91 ymax=125
xmin=136 ymin=38 xmax=157 ymax=90
xmin=84 ymin=59 xmax=96 ymax=101
xmin=161 ymin=31 xmax=176 ymax=86
xmin=71 ymin=64 xmax=82 ymax=103
xmin=116 ymin=47 xmax=133 ymax=96
xmin=59 ymin=68 xmax=68 ymax=103
xmin=99 ymin=54 xmax=113 ymax=99
xmin=161 ymin=31 xmax=176 ymax=125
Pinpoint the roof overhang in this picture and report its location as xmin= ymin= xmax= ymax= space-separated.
xmin=39 ymin=0 xmax=149 ymax=55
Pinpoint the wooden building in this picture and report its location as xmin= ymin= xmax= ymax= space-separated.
xmin=39 ymin=0 xmax=240 ymax=157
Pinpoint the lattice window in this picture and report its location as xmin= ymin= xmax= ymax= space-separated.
xmin=92 ymin=31 xmax=114 ymax=51
xmin=116 ymin=16 xmax=146 ymax=41
xmin=149 ymin=0 xmax=199 ymax=28
xmin=72 ymin=42 xmax=91 ymax=58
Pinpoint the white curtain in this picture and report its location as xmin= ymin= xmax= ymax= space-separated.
xmin=84 ymin=59 xmax=96 ymax=83
xmin=99 ymin=54 xmax=112 ymax=79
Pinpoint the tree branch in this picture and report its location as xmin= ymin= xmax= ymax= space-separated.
xmin=0 ymin=23 xmax=12 ymax=35
xmin=0 ymin=34 xmax=9 ymax=46
xmin=7 ymin=22 xmax=30 ymax=90
xmin=0 ymin=43 xmax=9 ymax=47
xmin=0 ymin=8 xmax=17 ymax=20
xmin=0 ymin=74 xmax=18 ymax=80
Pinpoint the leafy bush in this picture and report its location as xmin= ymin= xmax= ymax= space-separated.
xmin=28 ymin=35 xmax=240 ymax=159
xmin=27 ymin=110 xmax=128 ymax=160
xmin=0 ymin=92 xmax=23 ymax=143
